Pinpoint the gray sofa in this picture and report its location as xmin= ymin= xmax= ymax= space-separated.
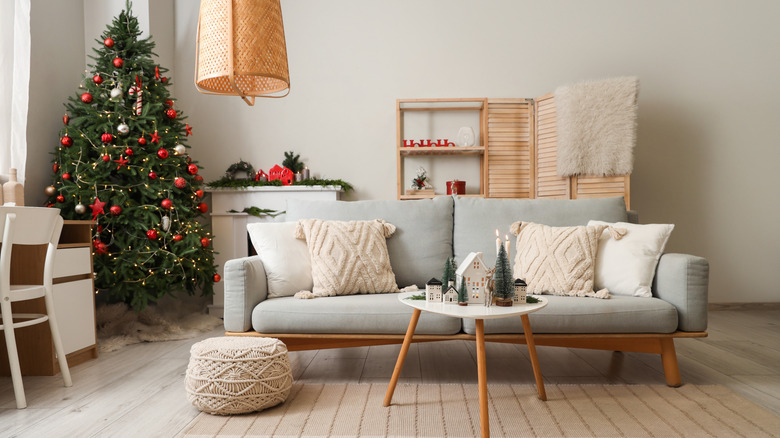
xmin=223 ymin=196 xmax=709 ymax=386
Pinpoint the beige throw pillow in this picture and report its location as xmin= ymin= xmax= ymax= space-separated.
xmin=295 ymin=219 xmax=400 ymax=297
xmin=510 ymin=221 xmax=609 ymax=298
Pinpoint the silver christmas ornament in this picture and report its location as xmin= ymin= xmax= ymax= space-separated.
xmin=75 ymin=203 xmax=86 ymax=214
xmin=45 ymin=185 xmax=57 ymax=196
xmin=174 ymin=144 xmax=186 ymax=155
xmin=162 ymin=215 xmax=171 ymax=232
xmin=110 ymin=87 xmax=122 ymax=99
xmin=117 ymin=123 xmax=130 ymax=135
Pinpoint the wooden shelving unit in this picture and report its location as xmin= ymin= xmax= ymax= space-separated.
xmin=396 ymin=98 xmax=488 ymax=200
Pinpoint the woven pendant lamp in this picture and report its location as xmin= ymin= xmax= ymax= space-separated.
xmin=195 ymin=0 xmax=290 ymax=105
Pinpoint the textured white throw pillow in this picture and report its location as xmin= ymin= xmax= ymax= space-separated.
xmin=588 ymin=220 xmax=674 ymax=297
xmin=295 ymin=219 xmax=400 ymax=297
xmin=510 ymin=222 xmax=608 ymax=298
xmin=247 ymin=222 xmax=313 ymax=298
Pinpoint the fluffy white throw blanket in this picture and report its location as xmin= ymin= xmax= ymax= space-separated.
xmin=555 ymin=77 xmax=639 ymax=177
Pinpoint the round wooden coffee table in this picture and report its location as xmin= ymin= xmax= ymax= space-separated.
xmin=383 ymin=292 xmax=548 ymax=438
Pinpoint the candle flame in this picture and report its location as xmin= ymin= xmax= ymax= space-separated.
xmin=495 ymin=229 xmax=499 ymax=237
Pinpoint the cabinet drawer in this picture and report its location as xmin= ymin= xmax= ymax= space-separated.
xmin=54 ymin=247 xmax=92 ymax=278
xmin=52 ymin=279 xmax=96 ymax=354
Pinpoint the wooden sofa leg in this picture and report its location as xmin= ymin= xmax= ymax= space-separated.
xmin=660 ymin=338 xmax=682 ymax=387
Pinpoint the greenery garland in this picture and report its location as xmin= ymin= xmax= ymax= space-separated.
xmin=206 ymin=176 xmax=354 ymax=193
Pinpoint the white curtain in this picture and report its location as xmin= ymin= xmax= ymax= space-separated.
xmin=0 ymin=0 xmax=31 ymax=184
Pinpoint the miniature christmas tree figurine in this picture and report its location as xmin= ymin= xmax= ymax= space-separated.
xmin=442 ymin=257 xmax=457 ymax=288
xmin=457 ymin=280 xmax=468 ymax=306
xmin=47 ymin=3 xmax=217 ymax=311
xmin=410 ymin=166 xmax=432 ymax=191
xmin=493 ymin=242 xmax=515 ymax=306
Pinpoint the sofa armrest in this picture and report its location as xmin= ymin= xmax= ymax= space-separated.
xmin=653 ymin=253 xmax=709 ymax=332
xmin=223 ymin=255 xmax=268 ymax=332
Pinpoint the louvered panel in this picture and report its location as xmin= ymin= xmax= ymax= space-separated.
xmin=573 ymin=175 xmax=631 ymax=209
xmin=534 ymin=94 xmax=568 ymax=199
xmin=487 ymin=99 xmax=533 ymax=198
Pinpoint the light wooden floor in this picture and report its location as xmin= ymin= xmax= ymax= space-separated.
xmin=0 ymin=308 xmax=778 ymax=437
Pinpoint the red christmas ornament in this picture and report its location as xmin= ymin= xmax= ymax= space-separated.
xmin=62 ymin=172 xmax=71 ymax=180
xmin=194 ymin=175 xmax=203 ymax=182
xmin=200 ymin=237 xmax=210 ymax=247
xmin=187 ymin=164 xmax=198 ymax=175
xmin=102 ymin=155 xmax=110 ymax=162
xmin=88 ymin=197 xmax=107 ymax=220
xmin=63 ymin=114 xmax=70 ymax=125
xmin=93 ymin=239 xmax=108 ymax=255
xmin=161 ymin=77 xmax=168 ymax=83
xmin=154 ymin=66 xmax=160 ymax=81
xmin=148 ymin=171 xmax=157 ymax=179
xmin=173 ymin=234 xmax=183 ymax=242
xmin=97 ymin=225 xmax=103 ymax=233
xmin=56 ymin=195 xmax=65 ymax=203
xmin=174 ymin=177 xmax=186 ymax=189
xmin=165 ymin=100 xmax=174 ymax=107
xmin=109 ymin=205 xmax=122 ymax=216
xmin=157 ymin=148 xmax=169 ymax=159
xmin=53 ymin=163 xmax=59 ymax=173
xmin=185 ymin=124 xmax=193 ymax=136
xmin=113 ymin=57 xmax=124 ymax=68
xmin=195 ymin=189 xmax=204 ymax=198
xmin=146 ymin=229 xmax=158 ymax=240
xmin=150 ymin=130 xmax=161 ymax=144
xmin=165 ymin=108 xmax=177 ymax=119
xmin=81 ymin=92 xmax=93 ymax=104
xmin=213 ymin=274 xmax=221 ymax=282
xmin=125 ymin=147 xmax=134 ymax=156
xmin=114 ymin=156 xmax=129 ymax=169
xmin=101 ymin=133 xmax=113 ymax=143
xmin=137 ymin=137 xmax=147 ymax=145
xmin=60 ymin=135 xmax=73 ymax=147
xmin=93 ymin=74 xmax=103 ymax=85
xmin=104 ymin=37 xmax=114 ymax=47
xmin=197 ymin=202 xmax=209 ymax=213
xmin=161 ymin=198 xmax=173 ymax=210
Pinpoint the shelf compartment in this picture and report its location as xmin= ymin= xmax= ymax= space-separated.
xmin=400 ymin=146 xmax=485 ymax=156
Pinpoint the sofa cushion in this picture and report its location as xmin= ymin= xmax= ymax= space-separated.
xmin=453 ymin=197 xmax=628 ymax=269
xmin=286 ymin=197 xmax=454 ymax=288
xmin=247 ymin=222 xmax=312 ymax=298
xmin=511 ymin=222 xmax=607 ymax=298
xmin=462 ymin=295 xmax=678 ymax=334
xmin=295 ymin=219 xmax=399 ymax=296
xmin=252 ymin=294 xmax=462 ymax=335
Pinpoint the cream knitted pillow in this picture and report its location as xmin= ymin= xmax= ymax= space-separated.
xmin=510 ymin=222 xmax=609 ymax=298
xmin=295 ymin=219 xmax=400 ymax=297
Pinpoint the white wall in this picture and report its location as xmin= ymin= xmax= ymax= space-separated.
xmin=27 ymin=0 xmax=779 ymax=304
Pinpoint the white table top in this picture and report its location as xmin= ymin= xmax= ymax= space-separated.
xmin=398 ymin=291 xmax=547 ymax=320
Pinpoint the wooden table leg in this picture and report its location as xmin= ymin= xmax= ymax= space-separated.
xmin=383 ymin=308 xmax=421 ymax=407
xmin=475 ymin=319 xmax=489 ymax=438
xmin=520 ymin=314 xmax=546 ymax=401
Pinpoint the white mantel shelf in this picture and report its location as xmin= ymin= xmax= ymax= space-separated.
xmin=207 ymin=185 xmax=343 ymax=317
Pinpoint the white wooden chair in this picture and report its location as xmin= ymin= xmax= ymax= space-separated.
xmin=0 ymin=206 xmax=72 ymax=408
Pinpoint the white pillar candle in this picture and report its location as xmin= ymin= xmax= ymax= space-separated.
xmin=505 ymin=235 xmax=510 ymax=257
xmin=495 ymin=229 xmax=500 ymax=255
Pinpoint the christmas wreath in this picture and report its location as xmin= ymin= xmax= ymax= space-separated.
xmin=225 ymin=160 xmax=255 ymax=180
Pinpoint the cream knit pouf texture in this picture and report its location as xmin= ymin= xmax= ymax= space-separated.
xmin=185 ymin=336 xmax=293 ymax=415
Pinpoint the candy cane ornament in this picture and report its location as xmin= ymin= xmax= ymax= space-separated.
xmin=127 ymin=75 xmax=143 ymax=115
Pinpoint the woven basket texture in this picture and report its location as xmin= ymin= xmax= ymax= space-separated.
xmin=185 ymin=336 xmax=293 ymax=415
xmin=196 ymin=0 xmax=289 ymax=96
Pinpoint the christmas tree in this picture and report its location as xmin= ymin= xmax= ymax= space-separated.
xmin=46 ymin=3 xmax=217 ymax=310
xmin=441 ymin=257 xmax=457 ymax=287
xmin=493 ymin=244 xmax=514 ymax=301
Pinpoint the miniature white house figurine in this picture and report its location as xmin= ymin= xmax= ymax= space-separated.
xmin=443 ymin=281 xmax=459 ymax=303
xmin=456 ymin=252 xmax=490 ymax=305
xmin=425 ymin=278 xmax=443 ymax=302
xmin=513 ymin=278 xmax=527 ymax=304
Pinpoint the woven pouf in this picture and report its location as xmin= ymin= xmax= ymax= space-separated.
xmin=185 ymin=336 xmax=293 ymax=415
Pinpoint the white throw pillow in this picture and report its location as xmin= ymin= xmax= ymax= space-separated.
xmin=247 ymin=222 xmax=313 ymax=298
xmin=588 ymin=220 xmax=674 ymax=297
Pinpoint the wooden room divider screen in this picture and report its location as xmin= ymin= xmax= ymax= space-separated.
xmin=398 ymin=95 xmax=631 ymax=209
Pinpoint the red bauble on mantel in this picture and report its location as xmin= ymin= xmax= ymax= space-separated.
xmin=113 ymin=57 xmax=124 ymax=68
xmin=197 ymin=202 xmax=208 ymax=213
xmin=93 ymin=74 xmax=103 ymax=85
xmin=161 ymin=198 xmax=173 ymax=210
xmin=81 ymin=92 xmax=93 ymax=104
xmin=187 ymin=164 xmax=198 ymax=175
xmin=104 ymin=37 xmax=114 ymax=47
xmin=146 ymin=229 xmax=158 ymax=240
xmin=157 ymin=148 xmax=169 ymax=159
xmin=101 ymin=133 xmax=113 ymax=143
xmin=109 ymin=205 xmax=122 ymax=216
xmin=174 ymin=177 xmax=186 ymax=189
xmin=60 ymin=136 xmax=73 ymax=147
xmin=200 ymin=237 xmax=210 ymax=248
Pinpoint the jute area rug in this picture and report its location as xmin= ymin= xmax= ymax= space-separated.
xmin=181 ymin=383 xmax=780 ymax=438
